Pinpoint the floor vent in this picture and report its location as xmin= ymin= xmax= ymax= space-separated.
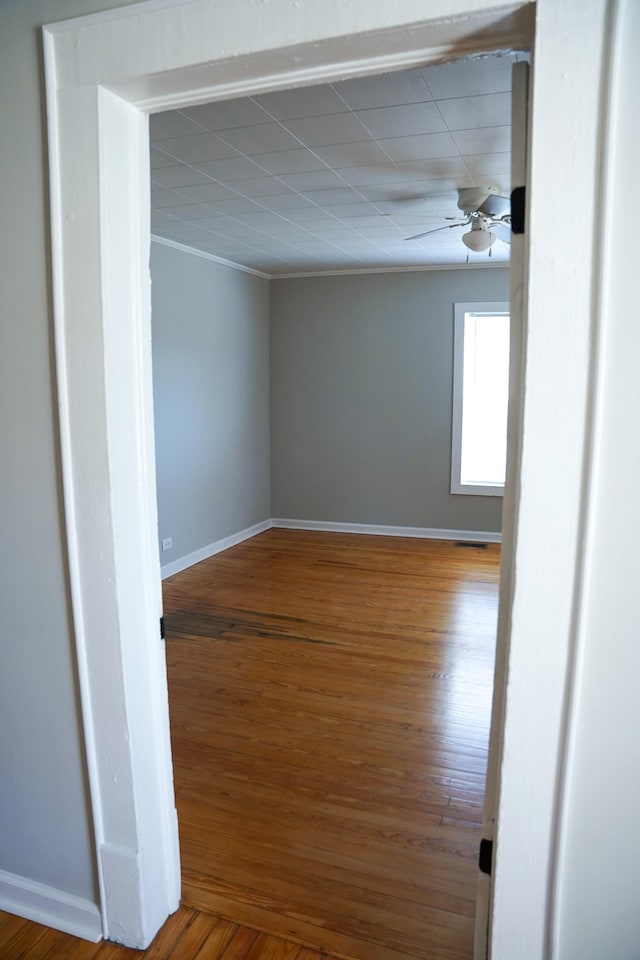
xmin=456 ymin=541 xmax=489 ymax=549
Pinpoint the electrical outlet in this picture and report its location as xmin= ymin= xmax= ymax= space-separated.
xmin=161 ymin=537 xmax=172 ymax=552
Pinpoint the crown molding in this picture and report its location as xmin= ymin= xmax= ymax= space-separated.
xmin=151 ymin=234 xmax=508 ymax=280
xmin=272 ymin=261 xmax=509 ymax=279
xmin=150 ymin=235 xmax=271 ymax=279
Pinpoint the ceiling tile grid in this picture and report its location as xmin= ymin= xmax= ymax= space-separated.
xmin=149 ymin=53 xmax=526 ymax=275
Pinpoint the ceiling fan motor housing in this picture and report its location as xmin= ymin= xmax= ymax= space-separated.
xmin=457 ymin=185 xmax=500 ymax=215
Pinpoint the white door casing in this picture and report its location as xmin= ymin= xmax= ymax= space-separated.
xmin=43 ymin=0 xmax=613 ymax=954
xmin=473 ymin=58 xmax=530 ymax=960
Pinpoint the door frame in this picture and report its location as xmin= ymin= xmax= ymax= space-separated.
xmin=43 ymin=0 xmax=612 ymax=954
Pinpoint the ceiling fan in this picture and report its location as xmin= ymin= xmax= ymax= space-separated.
xmin=404 ymin=186 xmax=511 ymax=252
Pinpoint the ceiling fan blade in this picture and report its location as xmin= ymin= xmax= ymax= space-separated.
xmin=478 ymin=193 xmax=510 ymax=218
xmin=404 ymin=221 xmax=468 ymax=241
xmin=490 ymin=222 xmax=512 ymax=244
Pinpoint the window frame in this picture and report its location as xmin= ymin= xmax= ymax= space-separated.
xmin=451 ymin=300 xmax=510 ymax=497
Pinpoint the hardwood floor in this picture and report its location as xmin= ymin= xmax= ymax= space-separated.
xmin=1 ymin=531 xmax=498 ymax=960
xmin=0 ymin=906 xmax=332 ymax=960
xmin=164 ymin=530 xmax=500 ymax=960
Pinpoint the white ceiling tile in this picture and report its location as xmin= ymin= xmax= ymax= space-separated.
xmin=254 ymin=85 xmax=348 ymax=120
xmin=283 ymin=113 xmax=371 ymax=147
xmin=176 ymin=182 xmax=240 ymax=203
xmin=373 ymin=198 xmax=439 ymax=215
xmin=336 ymin=164 xmax=404 ymax=186
xmin=204 ymin=227 xmax=263 ymax=242
xmin=217 ymin=123 xmax=301 ymax=155
xmin=397 ymin=170 xmax=475 ymax=193
xmin=150 ymin=209 xmax=178 ymax=228
xmin=294 ymin=241 xmax=343 ymax=254
xmin=258 ymin=194 xmax=316 ymax=212
xmin=249 ymin=149 xmax=328 ymax=175
xmin=356 ymin=182 xmax=426 ymax=202
xmin=151 ymin=187 xmax=193 ymax=207
xmin=353 ymin=226 xmax=404 ymax=237
xmin=286 ymin=219 xmax=345 ymax=231
xmin=451 ymin=125 xmax=511 ymax=155
xmin=462 ymin=152 xmax=511 ymax=176
xmin=311 ymin=227 xmax=363 ymax=238
xmin=182 ymin=216 xmax=227 ymax=231
xmin=194 ymin=157 xmax=266 ymax=181
xmin=229 ymin=177 xmax=293 ymax=198
xmin=278 ymin=170 xmax=347 ymax=192
xmin=159 ymin=203 xmax=220 ymax=220
xmin=151 ymin=166 xmax=213 ymax=188
xmin=153 ymin=132 xmax=238 ymax=164
xmin=355 ymin=102 xmax=446 ymax=140
xmin=255 ymin=222 xmax=311 ymax=237
xmin=159 ymin=223 xmax=210 ymax=241
xmin=284 ymin=206 xmax=342 ymax=222
xmin=204 ymin=198 xmax=264 ymax=216
xmin=386 ymin=211 xmax=446 ymax=225
xmin=379 ymin=132 xmax=459 ymax=162
xmin=149 ymin=110 xmax=204 ymax=141
xmin=323 ymin=202 xmax=380 ymax=219
xmin=436 ymin=92 xmax=511 ymax=131
xmin=232 ymin=211 xmax=288 ymax=226
xmin=299 ymin=187 xmax=361 ymax=205
xmin=149 ymin=55 xmax=513 ymax=273
xmin=333 ymin=68 xmax=432 ymax=109
xmin=311 ymin=140 xmax=394 ymax=168
xmin=181 ymin=99 xmax=271 ymax=131
xmin=421 ymin=55 xmax=516 ymax=100
xmin=150 ymin=146 xmax=178 ymax=169
xmin=386 ymin=157 xmax=468 ymax=180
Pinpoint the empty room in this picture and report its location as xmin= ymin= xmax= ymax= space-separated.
xmin=149 ymin=54 xmax=518 ymax=960
xmin=4 ymin=2 xmax=637 ymax=960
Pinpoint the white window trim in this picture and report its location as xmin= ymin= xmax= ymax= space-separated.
xmin=451 ymin=301 xmax=510 ymax=497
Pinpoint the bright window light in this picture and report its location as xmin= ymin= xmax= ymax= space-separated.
xmin=451 ymin=302 xmax=510 ymax=496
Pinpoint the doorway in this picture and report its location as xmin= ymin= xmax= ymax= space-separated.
xmin=44 ymin=1 xmax=609 ymax=956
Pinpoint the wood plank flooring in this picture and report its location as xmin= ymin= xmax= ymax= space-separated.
xmin=0 ymin=906 xmax=332 ymax=960
xmin=164 ymin=530 xmax=500 ymax=960
xmin=1 ymin=532 xmax=498 ymax=960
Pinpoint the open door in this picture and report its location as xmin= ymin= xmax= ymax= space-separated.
xmin=474 ymin=59 xmax=530 ymax=960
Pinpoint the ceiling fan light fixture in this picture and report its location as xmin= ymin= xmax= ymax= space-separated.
xmin=462 ymin=225 xmax=495 ymax=252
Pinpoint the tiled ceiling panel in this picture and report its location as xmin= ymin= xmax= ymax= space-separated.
xmin=150 ymin=53 xmax=526 ymax=276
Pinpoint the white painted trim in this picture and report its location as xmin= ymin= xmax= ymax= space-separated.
xmin=271 ymin=262 xmax=508 ymax=280
xmin=42 ymin=26 xmax=108 ymax=937
xmin=150 ymin=235 xmax=270 ymax=279
xmin=0 ymin=870 xmax=102 ymax=943
xmin=272 ymin=518 xmax=501 ymax=543
xmin=161 ymin=520 xmax=273 ymax=578
xmin=150 ymin=235 xmax=509 ymax=280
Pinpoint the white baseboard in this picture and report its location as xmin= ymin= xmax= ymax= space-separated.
xmin=271 ymin=518 xmax=501 ymax=543
xmin=0 ymin=869 xmax=102 ymax=942
xmin=161 ymin=519 xmax=273 ymax=579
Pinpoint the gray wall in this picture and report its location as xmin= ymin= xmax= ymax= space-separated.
xmin=151 ymin=242 xmax=270 ymax=563
xmin=270 ymin=269 xmax=509 ymax=531
xmin=0 ymin=0 xmax=148 ymax=909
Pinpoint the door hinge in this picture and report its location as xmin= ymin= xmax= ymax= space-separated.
xmin=160 ymin=616 xmax=165 ymax=640
xmin=479 ymin=837 xmax=493 ymax=876
xmin=511 ymin=185 xmax=526 ymax=234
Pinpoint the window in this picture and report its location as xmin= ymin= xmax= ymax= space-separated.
xmin=451 ymin=301 xmax=510 ymax=496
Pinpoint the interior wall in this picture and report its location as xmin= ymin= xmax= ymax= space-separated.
xmin=0 ymin=0 xmax=147 ymax=911
xmin=151 ymin=242 xmax=270 ymax=567
xmin=270 ymin=268 xmax=509 ymax=531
